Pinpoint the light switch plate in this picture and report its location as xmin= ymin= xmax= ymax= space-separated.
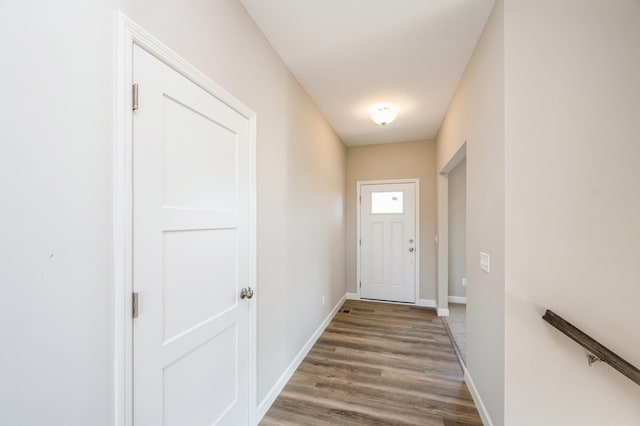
xmin=462 ymin=278 xmax=467 ymax=287
xmin=480 ymin=252 xmax=490 ymax=273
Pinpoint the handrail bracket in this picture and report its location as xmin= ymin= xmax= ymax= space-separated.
xmin=587 ymin=354 xmax=601 ymax=367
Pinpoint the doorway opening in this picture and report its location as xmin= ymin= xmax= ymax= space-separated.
xmin=446 ymin=157 xmax=467 ymax=363
xmin=437 ymin=142 xmax=467 ymax=363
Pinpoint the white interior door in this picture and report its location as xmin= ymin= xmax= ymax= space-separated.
xmin=132 ymin=45 xmax=252 ymax=426
xmin=360 ymin=182 xmax=417 ymax=303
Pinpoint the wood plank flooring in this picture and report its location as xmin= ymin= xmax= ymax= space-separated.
xmin=261 ymin=300 xmax=482 ymax=426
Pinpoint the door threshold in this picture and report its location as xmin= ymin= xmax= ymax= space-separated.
xmin=361 ymin=297 xmax=415 ymax=304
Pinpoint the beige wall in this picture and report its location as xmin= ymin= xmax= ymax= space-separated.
xmin=345 ymin=140 xmax=437 ymax=300
xmin=448 ymin=158 xmax=467 ymax=298
xmin=439 ymin=1 xmax=640 ymax=424
xmin=504 ymin=0 xmax=640 ymax=424
xmin=436 ymin=0 xmax=505 ymax=423
xmin=1 ymin=0 xmax=346 ymax=423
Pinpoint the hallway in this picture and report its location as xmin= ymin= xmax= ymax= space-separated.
xmin=3 ymin=1 xmax=639 ymax=424
xmin=261 ymin=300 xmax=481 ymax=425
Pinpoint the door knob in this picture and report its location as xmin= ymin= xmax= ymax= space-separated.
xmin=240 ymin=287 xmax=254 ymax=299
xmin=409 ymin=247 xmax=415 ymax=252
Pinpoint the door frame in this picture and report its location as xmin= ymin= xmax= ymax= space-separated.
xmin=436 ymin=142 xmax=466 ymax=316
xmin=356 ymin=179 xmax=420 ymax=302
xmin=113 ymin=13 xmax=257 ymax=426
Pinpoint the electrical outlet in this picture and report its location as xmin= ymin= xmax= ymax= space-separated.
xmin=462 ymin=277 xmax=467 ymax=287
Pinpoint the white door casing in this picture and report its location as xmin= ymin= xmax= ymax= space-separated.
xmin=114 ymin=15 xmax=256 ymax=426
xmin=359 ymin=181 xmax=418 ymax=303
xmin=132 ymin=44 xmax=251 ymax=426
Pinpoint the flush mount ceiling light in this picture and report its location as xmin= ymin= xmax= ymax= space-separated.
xmin=370 ymin=103 xmax=398 ymax=126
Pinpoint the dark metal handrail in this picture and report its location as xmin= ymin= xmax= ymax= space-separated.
xmin=542 ymin=310 xmax=640 ymax=386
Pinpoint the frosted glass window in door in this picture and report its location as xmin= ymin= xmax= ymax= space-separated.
xmin=371 ymin=191 xmax=404 ymax=214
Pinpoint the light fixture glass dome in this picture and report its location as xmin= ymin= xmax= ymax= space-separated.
xmin=370 ymin=103 xmax=398 ymax=126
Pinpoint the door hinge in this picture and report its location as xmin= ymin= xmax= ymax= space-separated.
xmin=359 ymin=239 xmax=361 ymax=246
xmin=132 ymin=292 xmax=139 ymax=318
xmin=132 ymin=83 xmax=139 ymax=111
xmin=359 ymin=281 xmax=361 ymax=288
xmin=359 ymin=195 xmax=361 ymax=203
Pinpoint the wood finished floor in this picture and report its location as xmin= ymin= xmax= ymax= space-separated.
xmin=260 ymin=300 xmax=482 ymax=426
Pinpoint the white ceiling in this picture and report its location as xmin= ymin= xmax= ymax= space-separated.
xmin=240 ymin=0 xmax=495 ymax=146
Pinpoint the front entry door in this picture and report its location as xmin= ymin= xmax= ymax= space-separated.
xmin=360 ymin=182 xmax=417 ymax=303
xmin=132 ymin=45 xmax=252 ymax=425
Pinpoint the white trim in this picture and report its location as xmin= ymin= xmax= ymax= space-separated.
xmin=437 ymin=308 xmax=450 ymax=316
xmin=440 ymin=143 xmax=467 ymax=174
xmin=464 ymin=368 xmax=494 ymax=426
xmin=247 ymin=82 xmax=258 ymax=426
xmin=437 ymin=142 xmax=467 ymax=316
xmin=346 ymin=292 xmax=358 ymax=300
xmin=356 ymin=179 xmax=420 ymax=302
xmin=114 ymin=12 xmax=257 ymax=426
xmin=448 ymin=296 xmax=467 ymax=304
xmin=416 ymin=298 xmax=437 ymax=308
xmin=437 ymin=175 xmax=449 ymax=311
xmin=356 ymin=180 xmax=361 ymax=297
xmin=356 ymin=178 xmax=421 ymax=186
xmin=256 ymin=294 xmax=346 ymax=422
xmin=113 ymin=14 xmax=134 ymax=426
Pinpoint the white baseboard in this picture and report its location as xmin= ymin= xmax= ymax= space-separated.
xmin=464 ymin=368 xmax=494 ymax=426
xmin=416 ymin=298 xmax=436 ymax=308
xmin=437 ymin=307 xmax=450 ymax=316
xmin=346 ymin=292 xmax=358 ymax=300
xmin=256 ymin=294 xmax=346 ymax=422
xmin=448 ymin=296 xmax=467 ymax=304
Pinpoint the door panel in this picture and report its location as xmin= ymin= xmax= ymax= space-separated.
xmin=162 ymin=229 xmax=237 ymax=342
xmin=132 ymin=45 xmax=250 ymax=426
xmin=389 ymin=221 xmax=405 ymax=286
xmin=371 ymin=221 xmax=385 ymax=285
xmin=361 ymin=183 xmax=417 ymax=303
xmin=162 ymin=95 xmax=238 ymax=210
xmin=163 ymin=325 xmax=238 ymax=426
